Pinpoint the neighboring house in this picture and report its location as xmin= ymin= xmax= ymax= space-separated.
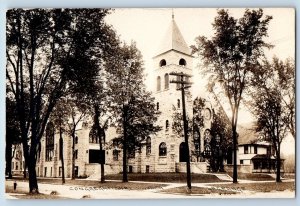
xmin=224 ymin=123 xmax=285 ymax=174
xmin=237 ymin=142 xmax=284 ymax=173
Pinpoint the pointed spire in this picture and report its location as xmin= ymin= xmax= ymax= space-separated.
xmin=172 ymin=8 xmax=174 ymax=20
xmin=154 ymin=11 xmax=191 ymax=57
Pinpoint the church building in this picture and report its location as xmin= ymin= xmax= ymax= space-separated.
xmin=12 ymin=14 xmax=214 ymax=178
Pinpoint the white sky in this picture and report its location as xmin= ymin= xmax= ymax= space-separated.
xmin=105 ymin=8 xmax=295 ymax=126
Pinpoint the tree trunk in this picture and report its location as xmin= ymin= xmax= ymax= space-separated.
xmin=5 ymin=141 xmax=13 ymax=179
xmin=21 ymin=139 xmax=29 ymax=179
xmin=99 ymin=129 xmax=105 ymax=183
xmin=23 ymin=161 xmax=27 ymax=178
xmin=100 ymin=144 xmax=105 ymax=183
xmin=94 ymin=105 xmax=105 ymax=183
xmin=71 ymin=132 xmax=75 ymax=180
xmin=28 ymin=146 xmax=38 ymax=193
xmin=232 ymin=127 xmax=238 ymax=183
xmin=122 ymin=106 xmax=128 ymax=183
xmin=276 ymin=145 xmax=281 ymax=183
xmin=59 ymin=126 xmax=65 ymax=184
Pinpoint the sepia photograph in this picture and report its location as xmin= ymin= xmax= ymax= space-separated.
xmin=5 ymin=8 xmax=295 ymax=199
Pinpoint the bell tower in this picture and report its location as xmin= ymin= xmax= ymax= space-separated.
xmin=152 ymin=13 xmax=194 ymax=172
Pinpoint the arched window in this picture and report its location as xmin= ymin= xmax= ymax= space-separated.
xmin=177 ymin=99 xmax=180 ymax=108
xmin=146 ymin=137 xmax=151 ymax=155
xmin=157 ymin=102 xmax=159 ymax=110
xmin=179 ymin=58 xmax=186 ymax=66
xmin=166 ymin=120 xmax=169 ymax=130
xmin=160 ymin=59 xmax=166 ymax=67
xmin=157 ymin=76 xmax=161 ymax=91
xmin=89 ymin=126 xmax=99 ymax=144
xmin=159 ymin=142 xmax=167 ymax=156
xmin=45 ymin=122 xmax=55 ymax=161
xmin=164 ymin=73 xmax=169 ymax=89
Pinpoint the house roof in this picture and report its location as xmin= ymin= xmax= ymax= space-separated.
xmin=154 ymin=17 xmax=192 ymax=57
xmin=251 ymin=154 xmax=275 ymax=160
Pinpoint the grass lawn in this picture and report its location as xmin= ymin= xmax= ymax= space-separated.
xmin=6 ymin=185 xmax=66 ymax=199
xmin=161 ymin=186 xmax=238 ymax=195
xmin=228 ymin=173 xmax=274 ymax=181
xmin=8 ymin=178 xmax=166 ymax=190
xmin=211 ymin=181 xmax=295 ymax=193
xmin=283 ymin=173 xmax=295 ymax=179
xmin=105 ymin=173 xmax=225 ymax=183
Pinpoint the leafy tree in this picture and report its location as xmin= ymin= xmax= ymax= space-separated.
xmin=6 ymin=9 xmax=71 ymax=192
xmin=62 ymin=10 xmax=119 ymax=183
xmin=106 ymin=42 xmax=161 ymax=182
xmin=6 ymin=96 xmax=22 ymax=178
xmin=67 ymin=99 xmax=88 ymax=180
xmin=191 ymin=9 xmax=272 ymax=183
xmin=172 ymin=96 xmax=206 ymax=162
xmin=274 ymin=58 xmax=295 ymax=139
xmin=250 ymin=57 xmax=294 ymax=182
xmin=210 ymin=107 xmax=232 ymax=172
xmin=6 ymin=8 xmax=115 ymax=193
xmin=50 ymin=97 xmax=70 ymax=184
xmin=192 ymin=97 xmax=206 ymax=161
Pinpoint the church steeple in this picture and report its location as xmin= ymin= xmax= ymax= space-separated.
xmin=154 ymin=12 xmax=191 ymax=57
xmin=172 ymin=9 xmax=174 ymax=20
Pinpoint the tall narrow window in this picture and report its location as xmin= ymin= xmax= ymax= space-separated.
xmin=45 ymin=122 xmax=55 ymax=161
xmin=146 ymin=137 xmax=151 ymax=155
xmin=244 ymin=145 xmax=249 ymax=154
xmin=113 ymin=150 xmax=119 ymax=161
xmin=74 ymin=150 xmax=78 ymax=159
xmin=159 ymin=142 xmax=167 ymax=156
xmin=254 ymin=145 xmax=257 ymax=154
xmin=177 ymin=99 xmax=180 ymax=108
xmin=89 ymin=126 xmax=99 ymax=144
xmin=164 ymin=73 xmax=169 ymax=89
xmin=166 ymin=120 xmax=169 ymax=130
xmin=157 ymin=102 xmax=159 ymax=110
xmin=157 ymin=76 xmax=161 ymax=91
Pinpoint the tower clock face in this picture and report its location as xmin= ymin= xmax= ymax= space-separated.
xmin=204 ymin=108 xmax=211 ymax=120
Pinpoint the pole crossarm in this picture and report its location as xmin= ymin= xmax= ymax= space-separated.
xmin=170 ymin=80 xmax=192 ymax=85
xmin=175 ymin=86 xmax=191 ymax=91
xmin=169 ymin=72 xmax=193 ymax=78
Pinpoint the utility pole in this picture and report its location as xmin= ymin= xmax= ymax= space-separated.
xmin=170 ymin=72 xmax=192 ymax=190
